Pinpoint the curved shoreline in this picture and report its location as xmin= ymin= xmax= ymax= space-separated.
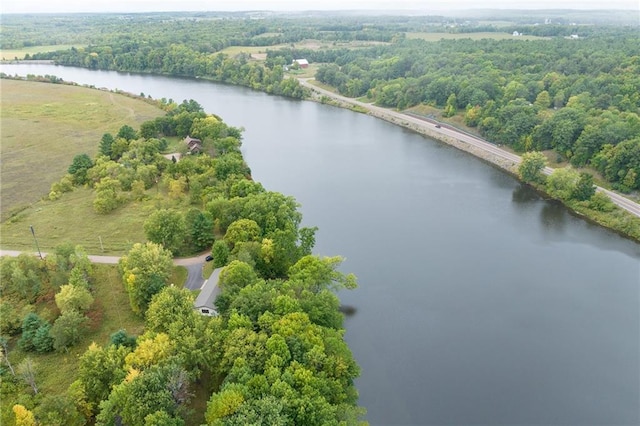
xmin=298 ymin=78 xmax=640 ymax=223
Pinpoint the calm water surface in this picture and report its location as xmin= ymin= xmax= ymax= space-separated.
xmin=2 ymin=64 xmax=639 ymax=425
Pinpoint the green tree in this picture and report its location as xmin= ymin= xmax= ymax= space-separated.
xmin=211 ymin=240 xmax=230 ymax=268
xmin=146 ymin=287 xmax=196 ymax=335
xmin=534 ymin=90 xmax=552 ymax=108
xmin=588 ymin=191 xmax=615 ymax=212
xmin=55 ymin=284 xmax=94 ymax=314
xmin=219 ymin=261 xmax=258 ymax=295
xmin=96 ymin=362 xmax=189 ymax=426
xmin=288 ymin=255 xmax=357 ymax=293
xmin=443 ymin=93 xmax=457 ymax=117
xmin=518 ymin=151 xmax=548 ymax=184
xmin=32 ymin=324 xmax=54 ymax=353
xmin=110 ymin=329 xmax=137 ymax=348
xmin=68 ymin=153 xmax=93 ymax=185
xmin=0 ymin=302 xmax=32 ymax=336
xmin=117 ymin=124 xmax=137 ymax=141
xmin=99 ymin=133 xmax=115 ymax=158
xmin=185 ymin=209 xmax=215 ymax=252
xmin=120 ymin=242 xmax=174 ymax=315
xmin=19 ymin=313 xmax=52 ymax=353
xmin=144 ymin=410 xmax=185 ymax=426
xmin=572 ymin=172 xmax=596 ymax=201
xmin=205 ymin=385 xmax=245 ymax=424
xmin=224 ymin=219 xmax=261 ymax=249
xmin=34 ymin=394 xmax=85 ymax=426
xmin=144 ymin=209 xmax=187 ymax=254
xmin=0 ymin=254 xmax=42 ymax=302
xmin=93 ymin=177 xmax=124 ymax=214
xmin=546 ymin=167 xmax=580 ymax=200
xmin=50 ymin=310 xmax=88 ymax=352
xmin=77 ymin=343 xmax=131 ymax=410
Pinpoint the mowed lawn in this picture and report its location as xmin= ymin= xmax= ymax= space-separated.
xmin=0 ymin=79 xmax=164 ymax=220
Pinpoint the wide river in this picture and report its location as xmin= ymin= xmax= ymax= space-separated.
xmin=2 ymin=64 xmax=639 ymax=425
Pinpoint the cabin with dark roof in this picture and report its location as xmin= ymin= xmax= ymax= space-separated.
xmin=184 ymin=136 xmax=202 ymax=154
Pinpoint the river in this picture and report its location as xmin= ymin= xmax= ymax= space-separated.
xmin=2 ymin=64 xmax=639 ymax=425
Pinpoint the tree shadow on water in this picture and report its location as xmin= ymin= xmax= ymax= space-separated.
xmin=339 ymin=305 xmax=357 ymax=317
xmin=539 ymin=201 xmax=567 ymax=235
xmin=511 ymin=183 xmax=540 ymax=205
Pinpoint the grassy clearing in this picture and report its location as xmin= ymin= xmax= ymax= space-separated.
xmin=0 ymin=79 xmax=164 ymax=221
xmin=0 ymin=187 xmax=155 ymax=254
xmin=285 ymin=63 xmax=320 ymax=79
xmin=203 ymin=261 xmax=215 ymax=279
xmin=0 ymin=45 xmax=80 ymax=60
xmin=172 ymin=266 xmax=189 ymax=288
xmin=406 ymin=32 xmax=548 ymax=41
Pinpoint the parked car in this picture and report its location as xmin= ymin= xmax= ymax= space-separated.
xmin=205 ymin=255 xmax=214 ymax=262
xmin=435 ymin=124 xmax=441 ymax=128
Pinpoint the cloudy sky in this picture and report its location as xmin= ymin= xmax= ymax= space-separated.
xmin=2 ymin=0 xmax=638 ymax=14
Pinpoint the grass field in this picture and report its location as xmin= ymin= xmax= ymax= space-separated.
xmin=0 ymin=45 xmax=80 ymax=61
xmin=0 ymin=187 xmax=160 ymax=254
xmin=406 ymin=32 xmax=548 ymax=41
xmin=0 ymin=79 xmax=164 ymax=221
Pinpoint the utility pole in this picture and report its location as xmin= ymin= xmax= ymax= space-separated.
xmin=29 ymin=225 xmax=43 ymax=260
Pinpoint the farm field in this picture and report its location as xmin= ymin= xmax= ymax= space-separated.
xmin=0 ymin=79 xmax=164 ymax=221
xmin=0 ymin=45 xmax=81 ymax=60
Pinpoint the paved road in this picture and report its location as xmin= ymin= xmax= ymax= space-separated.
xmin=299 ymin=79 xmax=640 ymax=218
xmin=0 ymin=249 xmax=209 ymax=289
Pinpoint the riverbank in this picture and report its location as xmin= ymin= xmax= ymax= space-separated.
xmin=299 ymin=78 xmax=640 ymax=242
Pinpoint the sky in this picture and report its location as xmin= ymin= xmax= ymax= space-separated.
xmin=2 ymin=0 xmax=638 ymax=14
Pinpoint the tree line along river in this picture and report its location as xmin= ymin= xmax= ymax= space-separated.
xmin=1 ymin=63 xmax=639 ymax=425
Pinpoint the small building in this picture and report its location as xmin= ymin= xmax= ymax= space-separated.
xmin=194 ymin=267 xmax=222 ymax=316
xmin=293 ymin=58 xmax=309 ymax=69
xmin=184 ymin=136 xmax=202 ymax=154
xmin=512 ymin=31 xmax=521 ymax=37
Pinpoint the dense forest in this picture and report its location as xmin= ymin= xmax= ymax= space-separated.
xmin=1 ymin=100 xmax=365 ymax=425
xmin=3 ymin=12 xmax=639 ymax=192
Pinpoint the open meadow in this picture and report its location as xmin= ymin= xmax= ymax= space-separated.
xmin=0 ymin=79 xmax=164 ymax=221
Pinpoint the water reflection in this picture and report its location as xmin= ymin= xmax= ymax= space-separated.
xmin=512 ymin=183 xmax=540 ymax=204
xmin=339 ymin=304 xmax=357 ymax=317
xmin=540 ymin=201 xmax=567 ymax=233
